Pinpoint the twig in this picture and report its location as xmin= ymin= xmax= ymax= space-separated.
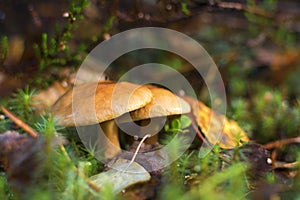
xmin=215 ymin=1 xmax=274 ymax=19
xmin=264 ymin=137 xmax=300 ymax=149
xmin=1 ymin=106 xmax=38 ymax=138
xmin=73 ymin=167 xmax=101 ymax=192
xmin=273 ymin=161 xmax=299 ymax=169
xmin=86 ymin=178 xmax=101 ymax=192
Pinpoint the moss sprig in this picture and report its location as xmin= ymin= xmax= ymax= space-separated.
xmin=33 ymin=0 xmax=89 ymax=72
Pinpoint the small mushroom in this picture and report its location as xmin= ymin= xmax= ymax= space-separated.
xmin=117 ymin=85 xmax=191 ymax=143
xmin=52 ymin=81 xmax=153 ymax=158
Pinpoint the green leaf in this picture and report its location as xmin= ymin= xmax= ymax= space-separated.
xmin=179 ymin=115 xmax=192 ymax=129
xmin=103 ymin=15 xmax=116 ymax=32
xmin=41 ymin=33 xmax=48 ymax=57
xmin=171 ymin=118 xmax=181 ymax=130
xmin=0 ymin=35 xmax=8 ymax=62
xmin=181 ymin=3 xmax=190 ymax=15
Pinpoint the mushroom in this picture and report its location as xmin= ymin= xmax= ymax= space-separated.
xmin=117 ymin=85 xmax=191 ymax=144
xmin=32 ymin=69 xmax=108 ymax=114
xmin=52 ymin=81 xmax=153 ymax=158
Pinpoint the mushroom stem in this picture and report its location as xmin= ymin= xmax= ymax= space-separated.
xmin=99 ymin=120 xmax=121 ymax=158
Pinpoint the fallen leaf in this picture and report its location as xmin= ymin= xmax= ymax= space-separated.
xmin=108 ymin=141 xmax=167 ymax=173
xmin=0 ymin=131 xmax=43 ymax=193
xmin=120 ymin=173 xmax=161 ymax=200
xmin=32 ymin=81 xmax=70 ymax=113
xmin=183 ymin=96 xmax=249 ymax=148
xmin=254 ymin=47 xmax=300 ymax=83
xmin=0 ymin=72 xmax=23 ymax=97
xmin=90 ymin=159 xmax=151 ymax=194
xmin=0 ymin=131 xmax=66 ymax=194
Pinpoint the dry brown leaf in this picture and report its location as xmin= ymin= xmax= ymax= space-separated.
xmin=254 ymin=48 xmax=300 ymax=83
xmin=183 ymin=96 xmax=249 ymax=149
xmin=0 ymin=72 xmax=23 ymax=97
xmin=32 ymin=81 xmax=70 ymax=113
xmin=0 ymin=131 xmax=66 ymax=194
xmin=0 ymin=131 xmax=43 ymax=193
xmin=108 ymin=141 xmax=166 ymax=173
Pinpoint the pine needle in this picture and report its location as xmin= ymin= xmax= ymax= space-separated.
xmin=1 ymin=106 xmax=38 ymax=138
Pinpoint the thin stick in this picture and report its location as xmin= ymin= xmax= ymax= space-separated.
xmin=73 ymin=167 xmax=101 ymax=192
xmin=264 ymin=137 xmax=300 ymax=149
xmin=273 ymin=161 xmax=299 ymax=169
xmin=215 ymin=1 xmax=274 ymax=18
xmin=1 ymin=106 xmax=38 ymax=138
xmin=123 ymin=134 xmax=151 ymax=172
xmin=86 ymin=178 xmax=101 ymax=192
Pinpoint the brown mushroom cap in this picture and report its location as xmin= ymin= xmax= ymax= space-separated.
xmin=118 ymin=85 xmax=191 ymax=122
xmin=52 ymin=81 xmax=153 ymax=126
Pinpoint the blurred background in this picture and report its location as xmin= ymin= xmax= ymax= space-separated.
xmin=0 ymin=0 xmax=300 ymax=143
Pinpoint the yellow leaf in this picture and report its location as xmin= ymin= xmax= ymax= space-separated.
xmin=183 ymin=96 xmax=249 ymax=149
